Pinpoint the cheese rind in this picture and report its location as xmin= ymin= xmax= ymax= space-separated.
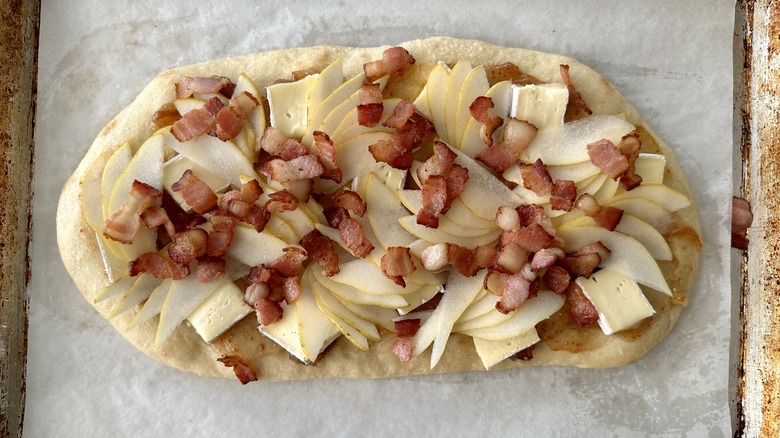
xmin=510 ymin=83 xmax=569 ymax=131
xmin=266 ymin=74 xmax=318 ymax=138
xmin=187 ymin=281 xmax=252 ymax=343
xmin=575 ymin=269 xmax=655 ymax=335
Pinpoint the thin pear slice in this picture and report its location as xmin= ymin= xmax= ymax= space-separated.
xmin=297 ymin=272 xmax=343 ymax=361
xmin=277 ymin=207 xmax=316 ymax=242
xmin=454 ymin=304 xmax=513 ymax=332
xmin=413 ymin=84 xmax=431 ymax=118
xmin=459 ymin=291 xmax=564 ymax=341
xmin=306 ymin=59 xmax=344 ymax=128
xmin=473 ymin=329 xmax=540 ymax=369
xmin=454 ymin=65 xmax=490 ymax=148
xmin=311 ymin=280 xmax=380 ymax=342
xmin=519 ymin=115 xmax=635 ymax=165
xmin=398 ymin=215 xmax=501 ymax=247
xmin=547 ymin=160 xmax=601 ymax=183
xmin=331 ymin=98 xmax=398 ymax=144
xmin=101 ymin=143 xmax=132 ymax=220
xmin=365 ymin=173 xmax=417 ymax=250
xmin=329 ymin=131 xmax=392 ymax=191
xmin=107 ymin=134 xmax=165 ymax=217
xmin=615 ymin=214 xmax=673 ymax=261
xmin=265 ymin=215 xmax=297 ymax=244
xmin=94 ymin=233 xmax=127 ymax=282
xmin=461 ymin=80 xmax=511 ymax=157
xmin=339 ymin=297 xmax=398 ymax=331
xmin=314 ymin=291 xmax=370 ymax=351
xmin=635 ymin=153 xmax=666 ymax=184
xmin=456 ymin=290 xmax=496 ymax=324
xmin=607 ymin=184 xmax=691 ymax=213
xmin=606 ymin=197 xmax=675 ymax=234
xmin=396 ymin=189 xmax=496 ymax=229
xmin=258 ymin=301 xmax=310 ymax=364
xmin=451 ymin=147 xmax=523 ymax=220
xmin=186 ymin=280 xmax=252 ymax=343
xmin=232 ymin=120 xmax=256 ymax=160
xmin=225 ymin=225 xmax=288 ymax=267
xmin=173 ymin=97 xmax=207 ymax=116
xmin=82 ymin=148 xmax=113 ymax=233
xmin=163 ymin=130 xmax=256 ymax=187
xmin=233 ymin=73 xmax=267 ymax=144
xmin=128 ymin=278 xmax=172 ymax=329
xmin=425 ymin=62 xmax=451 ymax=143
xmin=154 ymin=275 xmax=227 ymax=350
xmin=445 ymin=60 xmax=473 ymax=144
xmin=93 ymin=274 xmax=136 ymax=303
xmin=312 ymin=267 xmax=408 ymax=308
xmin=594 ymin=175 xmax=620 ymax=204
xmin=397 ymin=284 xmax=442 ymax=315
xmin=109 ymin=274 xmax=161 ymax=318
xmin=301 ymin=71 xmax=366 ymax=146
xmin=328 ymin=259 xmax=420 ymax=295
xmin=557 ymin=224 xmax=671 ymax=295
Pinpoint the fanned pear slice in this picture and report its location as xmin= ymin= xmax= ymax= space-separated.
xmin=396 ymin=284 xmax=442 ymax=315
xmin=311 ymin=267 xmax=408 ymax=308
xmin=225 ymin=225 xmax=288 ymax=267
xmin=338 ymin=295 xmax=398 ymax=331
xmin=456 ymin=290 xmax=497 ymax=325
xmin=454 ymin=65 xmax=489 ymax=148
xmin=453 ymin=304 xmax=513 ymax=332
xmin=473 ymin=329 xmax=540 ymax=369
xmin=396 ymin=189 xmax=496 ymax=229
xmin=444 ymin=60 xmax=473 ymax=145
xmin=297 ymin=271 xmax=343 ymax=361
xmin=615 ymin=214 xmax=673 ymax=261
xmin=93 ymin=273 xmax=136 ymax=304
xmin=425 ymin=62 xmax=451 ymax=143
xmin=101 ymin=143 xmax=132 ymax=220
xmin=331 ymin=98 xmax=397 ymax=145
xmin=109 ymin=274 xmax=161 ymax=318
xmin=606 ymin=197 xmax=675 ymax=234
xmin=162 ymin=155 xmax=229 ymax=209
xmin=365 ymin=173 xmax=418 ymax=250
xmin=107 ymin=134 xmax=165 ymax=217
xmin=154 ymin=275 xmax=228 ymax=350
xmin=398 ymin=215 xmax=501 ymax=248
xmin=311 ymin=279 xmax=380 ymax=342
xmin=306 ymin=58 xmax=344 ymax=128
xmin=458 ymin=291 xmax=564 ymax=341
xmin=128 ymin=278 xmax=172 ymax=330
xmin=607 ymin=184 xmax=692 ymax=213
xmin=301 ymin=71 xmax=366 ymax=147
xmin=163 ymin=130 xmax=256 ymax=187
xmin=328 ymin=259 xmax=421 ymax=296
xmin=460 ymin=80 xmax=511 ymax=157
xmin=233 ymin=73 xmax=267 ymax=144
xmin=313 ymin=291 xmax=370 ymax=351
xmin=546 ymin=160 xmax=601 ymax=183
xmin=451 ymin=147 xmax=523 ymax=221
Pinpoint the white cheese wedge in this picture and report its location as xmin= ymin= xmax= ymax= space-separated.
xmin=473 ymin=329 xmax=540 ymax=369
xmin=266 ymin=74 xmax=318 ymax=138
xmin=162 ymin=155 xmax=229 ymax=209
xmin=510 ymin=83 xmax=569 ymax=131
xmin=635 ymin=153 xmax=666 ymax=184
xmin=258 ymin=301 xmax=310 ymax=364
xmin=575 ymin=269 xmax=655 ymax=335
xmin=187 ymin=281 xmax=252 ymax=343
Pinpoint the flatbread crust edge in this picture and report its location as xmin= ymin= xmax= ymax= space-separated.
xmin=56 ymin=37 xmax=702 ymax=380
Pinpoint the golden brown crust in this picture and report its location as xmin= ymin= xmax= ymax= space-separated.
xmin=56 ymin=37 xmax=701 ymax=380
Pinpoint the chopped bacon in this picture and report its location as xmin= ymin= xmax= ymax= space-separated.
xmin=217 ymin=355 xmax=258 ymax=385
xmin=510 ymin=223 xmax=555 ymax=253
xmin=369 ymin=115 xmax=435 ymax=170
xmin=732 ymin=196 xmax=752 ymax=250
xmin=496 ymin=274 xmax=531 ymax=314
xmin=494 ymin=243 xmax=528 ymax=275
xmin=484 ymin=270 xmax=509 ymax=296
xmin=417 ymin=175 xmax=448 ymax=228
xmin=575 ymin=241 xmax=611 ymax=262
xmin=515 ymin=204 xmax=554 ymax=234
xmin=477 ymin=119 xmax=537 ymax=173
xmin=565 ymin=282 xmax=598 ymax=326
xmin=474 ymin=245 xmax=499 ymax=270
xmin=530 ymin=247 xmax=563 ymax=271
xmin=543 ymin=265 xmax=571 ymax=294
xmin=617 ymin=132 xmax=643 ymax=190
xmin=339 ymin=217 xmax=374 ymax=258
xmin=282 ymin=276 xmax=302 ymax=304
xmin=255 ymin=298 xmax=284 ymax=326
xmin=383 ymin=100 xmax=416 ymax=129
xmin=369 ymin=139 xmax=410 ymax=169
xmin=519 ymin=159 xmax=554 ymax=196
xmin=171 ymin=170 xmax=218 ymax=214
xmin=587 ymin=138 xmax=628 ymax=180
xmin=175 ymin=76 xmax=234 ymax=99
xmin=417 ymin=142 xmax=469 ymax=226
xmin=313 ymin=131 xmax=342 ymax=183
xmin=280 ymin=179 xmax=314 ymax=202
xmin=469 ymin=96 xmax=503 ymax=147
xmin=301 ymin=230 xmax=340 ymax=276
xmin=170 ymin=108 xmax=214 ymax=142
xmin=207 ymin=214 xmax=235 ymax=257
xmin=168 ymin=228 xmax=208 ymax=266
xmin=395 ymin=319 xmax=421 ymax=337
xmin=476 ymin=142 xmax=517 ymax=174
xmin=392 ymin=336 xmax=414 ymax=363
xmin=243 ymin=205 xmax=270 ymax=232
xmin=364 ymin=46 xmax=416 ymax=81
xmin=417 ymin=140 xmax=457 ymax=185
xmin=324 ymin=205 xmax=350 ymax=229
xmin=358 ymin=83 xmax=384 ymax=127
xmin=550 ymin=179 xmax=576 ymax=211
xmin=265 ymin=190 xmax=299 ymax=214
xmin=259 ymin=127 xmax=288 ymax=156
xmin=215 ymin=106 xmax=244 ymax=141
xmin=141 ymin=205 xmax=176 ymax=238
xmin=161 ymin=191 xmax=205 ymax=233
xmin=152 ymin=102 xmax=180 ymax=129
xmin=557 ymin=253 xmax=601 ymax=278
xmin=203 ymin=96 xmax=225 ymax=118
xmin=496 ymin=205 xmax=520 ymax=231
xmin=104 ymin=180 xmax=162 ymax=244
xmin=244 ymin=282 xmax=270 ymax=306
xmin=420 ymin=243 xmax=450 ymax=272
xmin=450 ymin=244 xmax=481 ymax=277
xmin=331 ymin=190 xmax=367 ymax=217
xmin=196 ymin=256 xmax=226 ymax=282
xmin=129 ymin=252 xmax=189 ymax=280
xmin=559 ymin=64 xmax=592 ymax=115
xmin=444 ymin=164 xmax=469 ymax=211
xmin=575 ymin=193 xmax=624 ymax=231
xmin=259 ymin=155 xmax=324 ymax=182
xmin=381 ymin=246 xmax=416 ymax=287
xmin=270 ymin=246 xmax=308 ymax=278
xmin=230 ymin=91 xmax=259 ymax=118
xmin=420 ymin=243 xmax=495 ymax=276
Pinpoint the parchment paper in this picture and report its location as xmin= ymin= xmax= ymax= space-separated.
xmin=26 ymin=1 xmax=735 ymax=436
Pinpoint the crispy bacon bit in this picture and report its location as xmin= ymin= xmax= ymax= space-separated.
xmin=530 ymin=247 xmax=563 ymax=271
xmin=444 ymin=164 xmax=469 ymax=210
xmin=203 ymin=96 xmax=225 ymax=118
xmin=519 ymin=159 xmax=554 ymax=196
xmin=381 ymin=247 xmax=416 ymax=287
xmin=141 ymin=205 xmax=176 ymax=238
xmin=417 ymin=142 xmax=469 ymax=227
xmin=496 ymin=274 xmax=531 ymax=314
xmin=511 ymin=223 xmax=555 ymax=253
xmin=417 ymin=140 xmax=457 ymax=184
xmin=587 ymin=138 xmax=629 ymax=180
xmin=477 ymin=119 xmax=537 ymax=173
xmin=282 ymin=276 xmax=302 ymax=304
xmin=217 ymin=355 xmax=258 ymax=385
xmin=557 ymin=253 xmax=601 ymax=278
xmin=496 ymin=205 xmax=521 ymax=231
xmin=313 ymin=131 xmax=342 ymax=183
xmin=339 ymin=217 xmax=374 ymax=258
xmin=369 ymin=114 xmax=435 ymax=170
xmin=383 ymin=100 xmax=416 ymax=129
xmin=270 ymin=246 xmax=308 ymax=278
xmin=244 ymin=205 xmax=270 ymax=232
xmin=215 ymin=106 xmax=244 ymax=141
xmin=170 ymin=108 xmax=214 ymax=142
xmin=171 ymin=170 xmax=218 ymax=214
xmin=617 ymin=132 xmax=643 ymax=190
xmin=484 ymin=270 xmax=508 ymax=295
xmin=244 ymin=282 xmax=270 ymax=306
xmin=259 ymin=155 xmax=324 ymax=182
xmin=168 ymin=228 xmax=208 ymax=266
xmin=565 ymin=282 xmax=598 ymax=326
xmin=104 ymin=181 xmax=162 ymax=244
xmin=576 ymin=241 xmax=612 ymax=262
xmin=550 ymin=179 xmax=576 ymax=211
xmin=280 ymin=179 xmax=314 ymax=202
xmin=259 ymin=127 xmax=289 ymax=156
xmin=476 ymin=142 xmax=516 ymax=174
xmin=265 ymin=190 xmax=299 ymax=214
xmin=301 ymin=230 xmax=340 ymax=276
xmin=418 ymin=175 xmax=448 ymax=228
xmin=331 ymin=190 xmax=367 ymax=217
xmin=449 ymin=244 xmax=481 ymax=277
xmin=575 ymin=193 xmax=624 ymax=231
xmin=129 ymin=252 xmax=189 ymax=280
xmin=153 ymin=102 xmax=180 ymax=129
xmin=255 ymin=298 xmax=284 ymax=326
xmin=161 ymin=190 xmax=205 ymax=233
xmin=474 ymin=245 xmax=499 ymax=270
xmin=515 ymin=204 xmax=554 ymax=234
xmin=469 ymin=96 xmax=504 ymax=147
xmin=248 ymin=264 xmax=273 ymax=285
xmin=196 ymin=256 xmax=226 ymax=282
xmin=732 ymin=196 xmax=752 ymax=250
xmin=543 ymin=265 xmax=571 ymax=294
xmin=364 ymin=46 xmax=416 ymax=81
xmin=358 ymin=83 xmax=384 ymax=127
xmin=494 ymin=243 xmax=528 ymax=275
xmin=420 ymin=243 xmax=450 ymax=272
xmin=175 ymin=76 xmax=234 ymax=99
xmin=323 ymin=205 xmax=350 ymax=229
xmin=230 ymin=91 xmax=259 ymax=118
xmin=392 ymin=336 xmax=414 ymax=363
xmin=395 ymin=319 xmax=421 ymax=337
xmin=559 ymin=64 xmax=592 ymax=115
xmin=207 ymin=214 xmax=235 ymax=257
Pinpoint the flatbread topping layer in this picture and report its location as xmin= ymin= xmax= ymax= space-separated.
xmin=57 ymin=37 xmax=701 ymax=382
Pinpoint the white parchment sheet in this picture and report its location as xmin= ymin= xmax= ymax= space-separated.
xmin=26 ymin=1 xmax=735 ymax=436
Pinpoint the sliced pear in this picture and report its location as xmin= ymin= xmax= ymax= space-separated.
xmin=331 ymin=98 xmax=398 ymax=144
xmin=174 ymin=97 xmax=207 ymax=116
xmin=606 ymin=198 xmax=675 ymax=234
xmin=225 ymin=225 xmax=288 ymax=267
xmin=109 ymin=274 xmax=161 ymax=318
xmin=454 ymin=304 xmax=513 ymax=332
xmin=557 ymin=224 xmax=671 ymax=295
xmin=311 ymin=280 xmax=380 ymax=342
xmin=397 ymin=284 xmax=442 ymax=315
xmin=232 ymin=120 xmax=256 ymax=160
xmin=577 ymin=173 xmax=607 ymax=196
xmin=95 ymin=233 xmax=128 ymax=281
xmin=313 ymin=291 xmax=369 ymax=351
xmin=547 ymin=160 xmax=601 ymax=183
xmin=445 ymin=60 xmax=473 ymax=144
xmin=277 ymin=207 xmax=316 ymax=242
xmin=458 ymin=291 xmax=564 ymax=341
xmin=473 ymin=329 xmax=540 ymax=369
xmin=460 ymin=80 xmax=511 ymax=157
xmin=425 ymin=62 xmax=451 ymax=142
xmin=327 ymin=259 xmax=419 ymax=295
xmin=306 ymin=59 xmax=344 ymax=128
xmin=301 ymin=71 xmax=366 ymax=146
xmin=233 ymin=73 xmax=267 ymax=144
xmin=265 ymin=215 xmax=298 ymax=244
xmin=594 ymin=175 xmax=620 ymax=204
xmin=315 ymin=131 xmax=391 ymax=194
xmin=93 ymin=274 xmax=136 ymax=303
xmin=635 ymin=153 xmax=666 ymax=184
xmin=107 ymin=134 xmax=165 ymax=217
xmin=267 ymin=73 xmax=318 ymax=139
xmin=101 ymin=143 xmax=133 ymax=220
xmin=311 ymin=267 xmax=408 ymax=308
xmin=128 ymin=278 xmax=172 ymax=329
xmin=186 ymin=280 xmax=252 ymax=343
xmin=615 ymin=214 xmax=672 ymax=260
xmin=396 ymin=190 xmax=496 ymax=229
xmin=607 ymin=184 xmax=691 ymax=213
xmin=455 ymin=65 xmax=490 ymax=148
xmin=162 ymin=155 xmax=230 ymax=209
xmin=519 ymin=115 xmax=635 ymax=165
xmin=258 ymin=301 xmax=310 ymax=364
xmin=163 ymin=130 xmax=256 ymax=187
xmin=338 ymin=297 xmax=398 ymax=331
xmin=456 ymin=290 xmax=496 ymax=324
xmin=81 ymin=148 xmax=113 ymax=233
xmin=451 ymin=147 xmax=523 ymax=220
xmin=365 ymin=173 xmax=417 ymax=250
xmin=297 ymin=272 xmax=344 ymax=361
xmin=398 ymin=215 xmax=501 ymax=247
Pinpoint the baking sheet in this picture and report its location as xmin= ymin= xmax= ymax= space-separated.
xmin=26 ymin=1 xmax=735 ymax=436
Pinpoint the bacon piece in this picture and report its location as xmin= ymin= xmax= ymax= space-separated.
xmin=543 ymin=265 xmax=571 ymax=294
xmin=530 ymin=247 xmax=563 ymax=271
xmin=161 ymin=191 xmax=205 ymax=233
xmin=515 ymin=204 xmax=554 ymax=234
xmin=301 ymin=230 xmax=340 ymax=276
xmin=519 ymin=159 xmax=554 ymax=196
xmin=270 ymin=246 xmax=308 ymax=278
xmin=168 ymin=228 xmax=208 ymax=266
xmin=469 ymin=96 xmax=503 ymax=147
xmin=575 ymin=241 xmax=611 ymax=262
xmin=175 ymin=76 xmax=234 ymax=99
xmin=364 ymin=46 xmax=416 ymax=81
xmin=420 ymin=243 xmax=450 ymax=272
xmin=244 ymin=282 xmax=270 ymax=307
xmin=732 ymin=196 xmax=752 ymax=250
xmin=369 ymin=115 xmax=435 ymax=170
xmin=381 ymin=246 xmax=416 ymax=287
xmin=449 ymin=244 xmax=481 ymax=277
xmin=313 ymin=131 xmax=342 ymax=183
xmin=416 ymin=142 xmax=469 ymax=226
xmin=217 ymin=355 xmax=258 ymax=385
xmin=494 ymin=243 xmax=528 ymax=275
xmin=474 ymin=245 xmax=499 ymax=270
xmin=476 ymin=119 xmax=537 ymax=173
xmin=557 ymin=253 xmax=601 ymax=278
xmin=476 ymin=141 xmax=517 ymax=174
xmin=215 ymin=106 xmax=244 ymax=141
xmin=417 ymin=140 xmax=457 ymax=183
xmin=617 ymin=132 xmax=643 ymax=190
xmin=280 ymin=179 xmax=314 ymax=202
xmin=230 ymin=91 xmax=259 ymax=118
xmin=559 ymin=64 xmax=592 ymax=115
xmin=255 ymin=298 xmax=284 ymax=326
xmin=153 ymin=102 xmax=180 ymax=129
xmin=395 ymin=319 xmax=421 ymax=337
xmin=417 ymin=175 xmax=448 ymax=228
xmin=331 ymin=190 xmax=367 ymax=217
xmin=339 ymin=217 xmax=374 ymax=258
xmin=282 ymin=276 xmax=302 ymax=304
xmin=484 ymin=270 xmax=509 ymax=296
xmin=383 ymin=100 xmax=416 ymax=129
xmin=259 ymin=155 xmax=324 ymax=182
xmin=129 ymin=252 xmax=189 ymax=280
xmin=171 ymin=170 xmax=218 ymax=214
xmin=207 ymin=214 xmax=235 ymax=257
xmin=170 ymin=108 xmax=214 ymax=142
xmin=265 ymin=190 xmax=299 ymax=214
xmin=496 ymin=274 xmax=531 ymax=314
xmin=392 ymin=337 xmax=414 ymax=363
xmin=511 ymin=223 xmax=555 ymax=253
xmin=104 ymin=181 xmax=162 ymax=244
xmin=141 ymin=205 xmax=176 ymax=238
xmin=444 ymin=164 xmax=469 ymax=211
xmin=575 ymin=193 xmax=624 ymax=231
xmin=550 ymin=179 xmax=576 ymax=211
xmin=323 ymin=205 xmax=350 ymax=229
xmin=203 ymin=96 xmax=226 ymax=118
xmin=587 ymin=138 xmax=628 ymax=180
xmin=496 ymin=205 xmax=520 ymax=231
xmin=196 ymin=256 xmax=226 ymax=282
xmin=565 ymin=282 xmax=598 ymax=326
xmin=358 ymin=83 xmax=384 ymax=127
xmin=259 ymin=127 xmax=288 ymax=156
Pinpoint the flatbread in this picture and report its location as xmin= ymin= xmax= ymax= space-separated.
xmin=56 ymin=37 xmax=701 ymax=380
